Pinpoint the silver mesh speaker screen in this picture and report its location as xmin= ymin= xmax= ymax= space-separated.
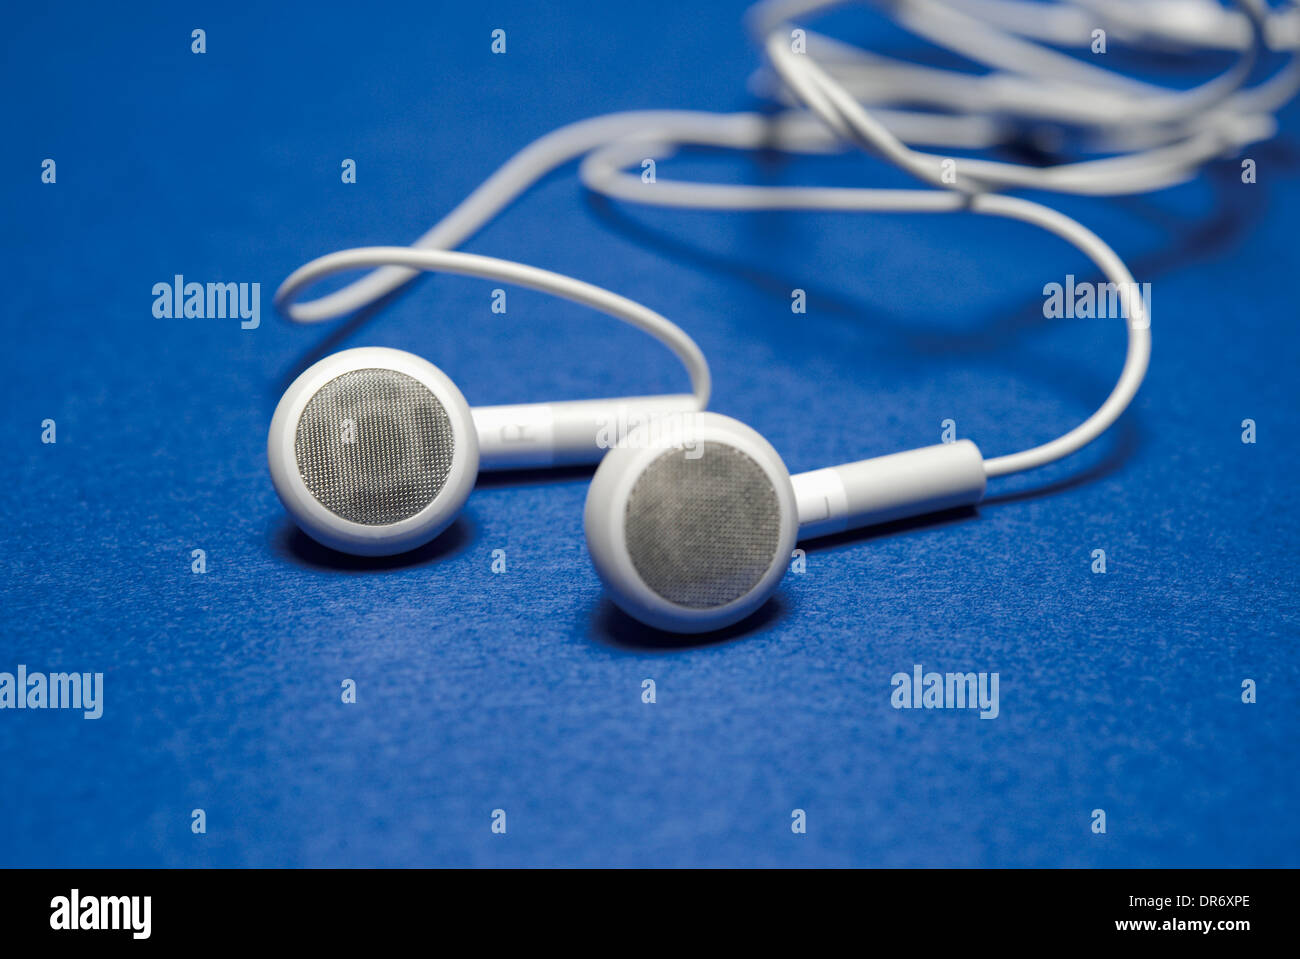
xmin=624 ymin=442 xmax=782 ymax=610
xmin=294 ymin=368 xmax=456 ymax=526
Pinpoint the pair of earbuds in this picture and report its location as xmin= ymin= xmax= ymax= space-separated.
xmin=269 ymin=236 xmax=1142 ymax=634
xmin=264 ymin=1 xmax=1239 ymax=632
xmin=270 ymin=328 xmax=984 ymax=634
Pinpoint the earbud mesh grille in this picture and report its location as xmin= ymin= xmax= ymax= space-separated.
xmin=294 ymin=368 xmax=456 ymax=526
xmin=623 ymin=442 xmax=782 ymax=610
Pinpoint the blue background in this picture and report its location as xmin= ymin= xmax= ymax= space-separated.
xmin=2 ymin=1 xmax=1296 ymax=866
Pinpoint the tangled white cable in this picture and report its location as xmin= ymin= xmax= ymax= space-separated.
xmin=747 ymin=0 xmax=1299 ymax=193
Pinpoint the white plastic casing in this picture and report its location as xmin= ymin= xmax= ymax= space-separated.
xmin=472 ymin=394 xmax=699 ymax=470
xmin=583 ymin=412 xmax=799 ymax=634
xmin=268 ymin=347 xmax=480 ymax=556
xmin=792 ymin=440 xmax=987 ymax=539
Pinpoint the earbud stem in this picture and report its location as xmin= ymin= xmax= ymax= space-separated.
xmin=792 ymin=440 xmax=987 ymax=539
xmin=473 ymin=395 xmax=698 ymax=470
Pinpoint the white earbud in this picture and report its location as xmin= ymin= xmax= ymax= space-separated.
xmin=269 ymin=347 xmax=479 ymax=556
xmin=270 ymin=247 xmax=710 ymax=556
xmin=584 ymin=412 xmax=988 ymax=632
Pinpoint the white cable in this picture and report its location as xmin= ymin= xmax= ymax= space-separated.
xmin=274 ymin=246 xmax=711 ymax=408
xmin=747 ymin=0 xmax=1298 ymax=185
xmin=937 ymin=0 xmax=1299 ymax=52
xmin=282 ymin=0 xmax=1297 ymax=321
xmin=766 ymin=30 xmax=1242 ymax=195
xmin=564 ymin=13 xmax=1155 ymax=476
xmin=758 ymin=22 xmax=1154 ymax=475
xmin=281 ymin=111 xmax=816 ymax=324
xmin=970 ymin=195 xmax=1150 ymax=477
xmin=576 ymin=135 xmax=1149 ymax=478
xmin=276 ymin=0 xmax=1297 ymax=480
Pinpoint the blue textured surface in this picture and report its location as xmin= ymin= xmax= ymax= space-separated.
xmin=1 ymin=0 xmax=1297 ymax=867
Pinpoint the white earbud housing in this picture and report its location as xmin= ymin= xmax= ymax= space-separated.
xmin=585 ymin=411 xmax=990 ymax=633
xmin=268 ymin=347 xmax=480 ymax=556
xmin=584 ymin=412 xmax=800 ymax=633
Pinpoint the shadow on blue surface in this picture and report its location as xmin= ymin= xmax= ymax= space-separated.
xmin=270 ymin=516 xmax=475 ymax=571
xmin=589 ymin=593 xmax=791 ymax=652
